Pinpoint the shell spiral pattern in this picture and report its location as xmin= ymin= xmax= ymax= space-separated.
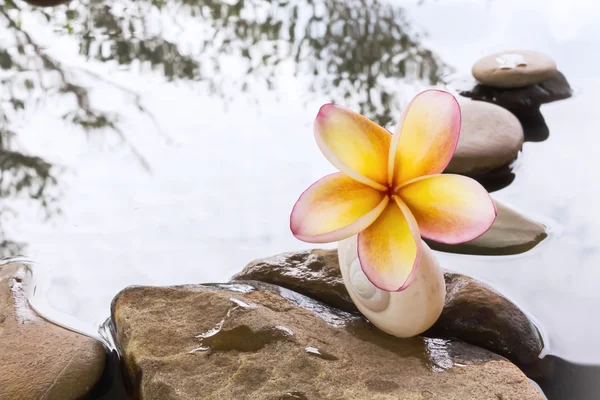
xmin=338 ymin=236 xmax=446 ymax=337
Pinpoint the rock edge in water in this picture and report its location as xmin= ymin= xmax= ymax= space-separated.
xmin=0 ymin=263 xmax=107 ymax=400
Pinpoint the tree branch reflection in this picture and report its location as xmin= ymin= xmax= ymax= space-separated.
xmin=0 ymin=0 xmax=448 ymax=255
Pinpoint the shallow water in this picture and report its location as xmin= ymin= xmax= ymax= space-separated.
xmin=2 ymin=0 xmax=600 ymax=397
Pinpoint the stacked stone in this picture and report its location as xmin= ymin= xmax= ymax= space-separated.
xmin=449 ymin=50 xmax=572 ymax=179
xmin=465 ymin=50 xmax=572 ymax=110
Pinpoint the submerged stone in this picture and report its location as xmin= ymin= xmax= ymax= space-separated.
xmin=0 ymin=263 xmax=106 ymax=400
xmin=425 ymin=200 xmax=548 ymax=256
xmin=112 ymin=281 xmax=543 ymax=399
xmin=234 ymin=247 xmax=544 ymax=373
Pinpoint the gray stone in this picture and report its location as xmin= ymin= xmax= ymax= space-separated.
xmin=233 ymin=249 xmax=544 ymax=372
xmin=472 ymin=50 xmax=557 ymax=88
xmin=445 ymin=101 xmax=524 ymax=174
xmin=0 ymin=263 xmax=106 ymax=400
xmin=426 ymin=200 xmax=547 ymax=256
xmin=112 ymin=281 xmax=543 ymax=400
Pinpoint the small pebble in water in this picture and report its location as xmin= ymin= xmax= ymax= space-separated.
xmin=305 ymin=346 xmax=339 ymax=361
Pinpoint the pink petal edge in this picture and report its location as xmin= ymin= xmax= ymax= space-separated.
xmin=314 ymin=103 xmax=389 ymax=191
xmin=289 ymin=173 xmax=390 ymax=244
xmin=356 ymin=197 xmax=423 ymax=292
xmin=388 ymin=89 xmax=462 ymax=188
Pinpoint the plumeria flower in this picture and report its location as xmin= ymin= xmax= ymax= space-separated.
xmin=290 ymin=90 xmax=497 ymax=292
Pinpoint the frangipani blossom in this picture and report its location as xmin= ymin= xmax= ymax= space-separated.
xmin=290 ymin=90 xmax=497 ymax=292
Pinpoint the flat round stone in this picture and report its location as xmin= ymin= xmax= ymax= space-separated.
xmin=472 ymin=50 xmax=557 ymax=88
xmin=446 ymin=101 xmax=524 ymax=174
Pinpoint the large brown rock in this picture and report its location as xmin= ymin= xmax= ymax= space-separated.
xmin=0 ymin=263 xmax=106 ymax=400
xmin=112 ymin=281 xmax=543 ymax=399
xmin=233 ymin=250 xmax=544 ymax=371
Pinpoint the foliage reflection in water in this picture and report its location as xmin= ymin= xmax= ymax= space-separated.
xmin=2 ymin=0 xmax=600 ymax=399
xmin=0 ymin=0 xmax=447 ymax=254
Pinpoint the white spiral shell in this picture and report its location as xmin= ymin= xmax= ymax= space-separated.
xmin=338 ymin=236 xmax=446 ymax=338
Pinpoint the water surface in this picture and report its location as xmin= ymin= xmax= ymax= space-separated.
xmin=2 ymin=0 xmax=600 ymax=380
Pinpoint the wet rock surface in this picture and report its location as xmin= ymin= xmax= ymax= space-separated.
xmin=461 ymin=71 xmax=573 ymax=109
xmin=233 ymin=254 xmax=353 ymax=309
xmin=112 ymin=281 xmax=543 ymax=399
xmin=231 ymin=249 xmax=353 ymax=311
xmin=446 ymin=101 xmax=524 ymax=175
xmin=425 ymin=200 xmax=548 ymax=256
xmin=234 ymin=248 xmax=544 ymax=372
xmin=0 ymin=263 xmax=106 ymax=400
xmin=472 ymin=50 xmax=557 ymax=88
xmin=424 ymin=273 xmax=544 ymax=369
